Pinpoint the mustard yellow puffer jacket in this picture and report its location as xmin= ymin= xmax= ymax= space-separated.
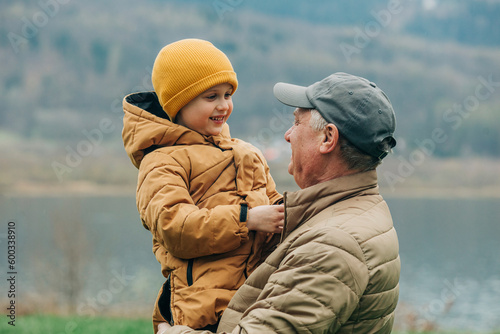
xmin=122 ymin=92 xmax=282 ymax=329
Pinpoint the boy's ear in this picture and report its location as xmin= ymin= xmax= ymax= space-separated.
xmin=319 ymin=124 xmax=339 ymax=154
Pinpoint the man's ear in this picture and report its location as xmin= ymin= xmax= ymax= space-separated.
xmin=319 ymin=124 xmax=339 ymax=154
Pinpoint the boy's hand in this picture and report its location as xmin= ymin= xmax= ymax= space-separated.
xmin=247 ymin=205 xmax=284 ymax=233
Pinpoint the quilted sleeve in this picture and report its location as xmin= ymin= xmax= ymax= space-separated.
xmin=248 ymin=142 xmax=283 ymax=205
xmin=137 ymin=153 xmax=249 ymax=260
xmin=264 ymin=163 xmax=283 ymax=205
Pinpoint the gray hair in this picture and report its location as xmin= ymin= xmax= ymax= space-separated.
xmin=308 ymin=109 xmax=388 ymax=171
xmin=309 ymin=109 xmax=328 ymax=132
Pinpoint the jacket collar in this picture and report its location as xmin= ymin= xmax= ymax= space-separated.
xmin=123 ymin=91 xmax=233 ymax=167
xmin=281 ymin=170 xmax=379 ymax=241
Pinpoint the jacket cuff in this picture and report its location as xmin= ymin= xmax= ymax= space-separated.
xmin=239 ymin=203 xmax=248 ymax=222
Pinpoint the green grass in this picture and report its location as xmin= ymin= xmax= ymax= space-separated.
xmin=0 ymin=315 xmax=153 ymax=334
xmin=1 ymin=315 xmax=498 ymax=334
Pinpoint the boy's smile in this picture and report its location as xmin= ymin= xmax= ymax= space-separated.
xmin=176 ymin=83 xmax=234 ymax=136
xmin=209 ymin=115 xmax=226 ymax=123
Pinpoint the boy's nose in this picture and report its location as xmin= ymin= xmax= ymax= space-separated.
xmin=217 ymin=100 xmax=229 ymax=110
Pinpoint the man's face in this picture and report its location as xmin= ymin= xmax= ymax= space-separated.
xmin=284 ymin=109 xmax=324 ymax=189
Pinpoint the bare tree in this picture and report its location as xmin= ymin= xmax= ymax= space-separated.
xmin=50 ymin=198 xmax=89 ymax=314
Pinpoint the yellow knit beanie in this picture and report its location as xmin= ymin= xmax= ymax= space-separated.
xmin=151 ymin=39 xmax=238 ymax=121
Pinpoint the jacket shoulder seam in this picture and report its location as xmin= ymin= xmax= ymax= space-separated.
xmin=362 ymin=281 xmax=399 ymax=297
xmin=367 ymin=253 xmax=400 ymax=272
xmin=358 ymin=226 xmax=395 ymax=247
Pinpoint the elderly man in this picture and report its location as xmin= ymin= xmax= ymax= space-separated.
xmin=159 ymin=72 xmax=400 ymax=334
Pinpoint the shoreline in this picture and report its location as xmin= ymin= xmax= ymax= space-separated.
xmin=3 ymin=180 xmax=500 ymax=199
xmin=380 ymin=186 xmax=500 ymax=199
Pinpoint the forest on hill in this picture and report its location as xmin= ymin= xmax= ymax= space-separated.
xmin=1 ymin=0 xmax=499 ymax=190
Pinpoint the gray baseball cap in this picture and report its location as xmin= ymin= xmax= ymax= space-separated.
xmin=274 ymin=72 xmax=396 ymax=159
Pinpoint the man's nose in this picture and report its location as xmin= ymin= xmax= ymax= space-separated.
xmin=284 ymin=127 xmax=292 ymax=142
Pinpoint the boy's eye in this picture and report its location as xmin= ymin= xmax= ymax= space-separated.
xmin=206 ymin=94 xmax=216 ymax=99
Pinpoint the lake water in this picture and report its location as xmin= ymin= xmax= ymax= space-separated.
xmin=1 ymin=194 xmax=499 ymax=332
xmin=385 ymin=196 xmax=500 ymax=331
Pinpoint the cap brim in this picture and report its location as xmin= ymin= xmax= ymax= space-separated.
xmin=273 ymin=82 xmax=314 ymax=109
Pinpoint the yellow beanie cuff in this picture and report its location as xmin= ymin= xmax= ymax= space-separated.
xmin=152 ymin=39 xmax=238 ymax=121
xmin=161 ymin=70 xmax=237 ymax=120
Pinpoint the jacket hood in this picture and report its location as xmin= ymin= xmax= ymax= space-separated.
xmin=122 ymin=91 xmax=232 ymax=168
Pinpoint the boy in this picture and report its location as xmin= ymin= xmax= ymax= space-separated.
xmin=122 ymin=39 xmax=284 ymax=332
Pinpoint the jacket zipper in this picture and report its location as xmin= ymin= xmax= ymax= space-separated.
xmin=187 ymin=259 xmax=194 ymax=286
xmin=280 ymin=192 xmax=287 ymax=243
xmin=158 ymin=275 xmax=174 ymax=325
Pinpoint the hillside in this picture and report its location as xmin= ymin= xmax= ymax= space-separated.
xmin=1 ymin=0 xmax=499 ymax=192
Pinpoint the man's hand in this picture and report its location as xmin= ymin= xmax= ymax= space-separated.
xmin=246 ymin=204 xmax=284 ymax=233
xmin=157 ymin=322 xmax=172 ymax=334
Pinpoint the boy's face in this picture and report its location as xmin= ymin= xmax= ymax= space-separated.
xmin=176 ymin=83 xmax=234 ymax=136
